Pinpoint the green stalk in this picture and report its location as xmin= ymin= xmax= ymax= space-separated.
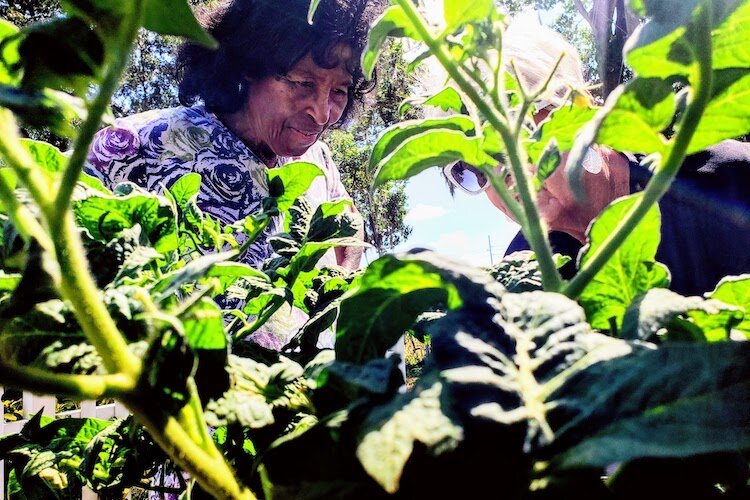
xmin=0 ymin=362 xmax=135 ymax=400
xmin=232 ymin=297 xmax=285 ymax=343
xmin=124 ymin=396 xmax=256 ymax=500
xmin=55 ymin=212 xmax=141 ymax=375
xmin=395 ymin=0 xmax=562 ymax=290
xmin=50 ymin=0 xmax=145 ymax=233
xmin=563 ymin=5 xmax=713 ymax=299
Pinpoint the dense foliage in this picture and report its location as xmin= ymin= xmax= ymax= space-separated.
xmin=0 ymin=0 xmax=749 ymax=499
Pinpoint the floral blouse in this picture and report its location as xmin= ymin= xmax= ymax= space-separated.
xmin=86 ymin=105 xmax=279 ymax=266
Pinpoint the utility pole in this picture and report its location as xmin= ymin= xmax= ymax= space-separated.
xmin=488 ymin=235 xmax=494 ymax=265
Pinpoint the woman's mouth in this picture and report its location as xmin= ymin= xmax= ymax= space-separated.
xmin=291 ymin=128 xmax=319 ymax=144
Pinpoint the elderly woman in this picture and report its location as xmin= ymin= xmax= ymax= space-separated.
xmin=443 ymin=21 xmax=750 ymax=296
xmin=86 ymin=0 xmax=374 ymax=271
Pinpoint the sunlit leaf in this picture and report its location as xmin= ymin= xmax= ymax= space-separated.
xmin=399 ymin=86 xmax=466 ymax=117
xmin=526 ymin=105 xmax=596 ymax=164
xmin=688 ymin=68 xmax=750 ymax=154
xmin=142 ymin=0 xmax=216 ymax=48
xmin=268 ymin=161 xmax=324 ymax=229
xmin=372 ymin=129 xmax=495 ymax=188
xmin=0 ymin=20 xmax=20 ymax=85
xmin=369 ymin=115 xmax=476 ymax=173
xmin=578 ymin=194 xmax=669 ymax=331
xmin=181 ymin=298 xmax=226 ymax=350
xmin=706 ymin=274 xmax=750 ymax=338
xmin=362 ymin=5 xmax=418 ymax=80
xmin=443 ymin=0 xmax=493 ymax=32
xmin=620 ymin=287 xmax=742 ymax=341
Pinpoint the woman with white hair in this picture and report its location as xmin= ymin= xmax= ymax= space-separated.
xmin=442 ymin=20 xmax=750 ymax=296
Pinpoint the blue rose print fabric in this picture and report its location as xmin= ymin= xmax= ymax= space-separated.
xmin=86 ymin=105 xmax=276 ymax=268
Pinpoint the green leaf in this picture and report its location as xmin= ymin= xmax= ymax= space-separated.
xmin=153 ymin=250 xmax=238 ymax=299
xmin=533 ymin=139 xmax=561 ymax=191
xmin=268 ymin=161 xmax=324 ymax=228
xmin=0 ymin=270 xmax=21 ymax=292
xmin=337 ymin=251 xmax=499 ymax=364
xmin=625 ymin=0 xmax=700 ymax=53
xmin=361 ymin=5 xmax=418 ymax=80
xmin=621 ymin=288 xmax=743 ymax=341
xmin=578 ymin=194 xmax=670 ymax=331
xmin=336 ymin=255 xmax=459 ymax=364
xmin=0 ymin=20 xmax=21 ymax=86
xmin=0 ymin=86 xmax=87 ymax=138
xmin=547 ymin=341 xmax=750 ymax=470
xmin=688 ymin=69 xmax=750 ymax=154
xmin=142 ymin=0 xmax=216 ymax=48
xmin=372 ymin=129 xmax=496 ymax=188
xmin=706 ymin=275 xmax=750 ymax=338
xmin=597 ymin=78 xmax=674 ymax=156
xmin=356 ymin=377 xmax=462 ymax=493
xmin=73 ymin=189 xmax=178 ymax=253
xmin=526 ymin=105 xmax=597 ymax=164
xmin=625 ymin=0 xmax=748 ymax=78
xmin=16 ymin=139 xmax=104 ymax=190
xmin=181 ymin=298 xmax=227 ymax=350
xmin=443 ymin=0 xmax=494 ymax=31
xmin=712 ymin=0 xmax=750 ymax=70
xmin=399 ymin=86 xmax=466 ymax=117
xmin=566 ymin=79 xmax=672 ymax=190
xmin=168 ymin=172 xmax=202 ymax=208
xmin=369 ymin=115 xmax=477 ymax=174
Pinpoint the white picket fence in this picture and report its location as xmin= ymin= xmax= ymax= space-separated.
xmin=0 ymin=388 xmax=130 ymax=499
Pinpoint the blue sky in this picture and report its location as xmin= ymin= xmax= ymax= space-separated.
xmin=359 ymin=1 xmax=547 ymax=268
xmin=363 ymin=168 xmax=521 ymax=267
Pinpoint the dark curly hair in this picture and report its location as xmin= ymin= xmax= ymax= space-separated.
xmin=177 ymin=0 xmax=380 ymax=125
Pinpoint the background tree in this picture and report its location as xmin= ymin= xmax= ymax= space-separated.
xmin=326 ymin=40 xmax=417 ymax=256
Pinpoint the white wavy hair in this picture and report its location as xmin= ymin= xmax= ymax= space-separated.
xmin=501 ymin=14 xmax=588 ymax=106
xmin=418 ymin=13 xmax=588 ymax=109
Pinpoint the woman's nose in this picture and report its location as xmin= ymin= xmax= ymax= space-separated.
xmin=307 ymin=90 xmax=332 ymax=126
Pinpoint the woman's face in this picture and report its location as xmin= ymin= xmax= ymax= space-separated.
xmin=241 ymin=44 xmax=353 ymax=162
xmin=485 ymin=148 xmax=620 ymax=240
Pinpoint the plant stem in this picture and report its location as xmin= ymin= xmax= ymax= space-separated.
xmin=563 ymin=4 xmax=713 ymax=299
xmin=0 ymin=361 xmax=135 ymax=399
xmin=55 ymin=212 xmax=141 ymax=376
xmin=50 ymin=0 xmax=145 ymax=233
xmin=124 ymin=396 xmax=256 ymax=500
xmin=395 ymin=0 xmax=562 ymax=290
xmin=232 ymin=297 xmax=285 ymax=343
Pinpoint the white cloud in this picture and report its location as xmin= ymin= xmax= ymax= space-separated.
xmin=405 ymin=203 xmax=447 ymax=223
